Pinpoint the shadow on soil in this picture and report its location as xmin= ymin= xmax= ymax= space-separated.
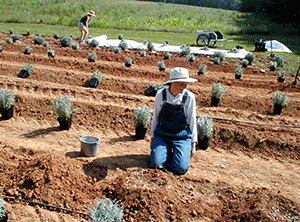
xmin=22 ymin=126 xmax=61 ymax=138
xmin=80 ymin=154 xmax=149 ymax=181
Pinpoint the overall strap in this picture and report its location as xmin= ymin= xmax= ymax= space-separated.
xmin=181 ymin=90 xmax=189 ymax=104
xmin=162 ymin=88 xmax=167 ymax=101
xmin=162 ymin=88 xmax=189 ymax=104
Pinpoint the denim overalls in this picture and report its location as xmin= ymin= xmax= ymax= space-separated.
xmin=149 ymin=88 xmax=192 ymax=175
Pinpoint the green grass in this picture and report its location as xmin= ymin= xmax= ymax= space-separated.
xmin=1 ymin=0 xmax=300 ymax=73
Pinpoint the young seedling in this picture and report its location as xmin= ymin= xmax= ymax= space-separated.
xmin=273 ymin=91 xmax=288 ymax=115
xmin=245 ymin=53 xmax=255 ymax=65
xmin=89 ymin=39 xmax=99 ymax=48
xmin=157 ymin=60 xmax=165 ymax=71
xmin=125 ymin=56 xmax=132 ymax=67
xmin=211 ymin=82 xmax=227 ymax=106
xmin=118 ymin=40 xmax=128 ymax=50
xmin=164 ymin=52 xmax=172 ymax=59
xmin=32 ymin=35 xmax=45 ymax=44
xmin=140 ymin=50 xmax=146 ymax=57
xmin=88 ymin=52 xmax=98 ymax=62
xmin=113 ymin=46 xmax=122 ymax=54
xmin=197 ymin=115 xmax=214 ymax=150
xmin=47 ymin=49 xmax=55 ymax=58
xmin=235 ymin=66 xmax=243 ymax=79
xmin=22 ymin=46 xmax=32 ymax=55
xmin=213 ymin=51 xmax=225 ymax=62
xmin=18 ymin=63 xmax=34 ymax=78
xmin=90 ymin=69 xmax=105 ymax=87
xmin=277 ymin=71 xmax=285 ymax=82
xmin=187 ymin=53 xmax=195 ymax=62
xmin=89 ymin=198 xmax=124 ymax=222
xmin=71 ymin=42 xmax=80 ymax=50
xmin=60 ymin=36 xmax=73 ymax=47
xmin=198 ymin=64 xmax=207 ymax=75
xmin=241 ymin=59 xmax=249 ymax=68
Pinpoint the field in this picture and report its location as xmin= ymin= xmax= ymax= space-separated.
xmin=0 ymin=27 xmax=300 ymax=222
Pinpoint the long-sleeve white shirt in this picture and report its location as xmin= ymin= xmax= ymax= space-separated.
xmin=150 ymin=87 xmax=197 ymax=143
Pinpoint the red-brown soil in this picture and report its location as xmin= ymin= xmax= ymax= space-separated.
xmin=0 ymin=32 xmax=300 ymax=221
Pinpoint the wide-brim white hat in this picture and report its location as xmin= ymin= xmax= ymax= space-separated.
xmin=88 ymin=10 xmax=96 ymax=17
xmin=164 ymin=67 xmax=197 ymax=85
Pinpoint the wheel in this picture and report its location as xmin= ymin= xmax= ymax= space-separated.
xmin=196 ymin=34 xmax=210 ymax=46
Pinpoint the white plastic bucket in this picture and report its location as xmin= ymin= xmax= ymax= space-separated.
xmin=80 ymin=136 xmax=100 ymax=157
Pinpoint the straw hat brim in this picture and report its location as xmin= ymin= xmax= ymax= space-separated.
xmin=164 ymin=78 xmax=197 ymax=85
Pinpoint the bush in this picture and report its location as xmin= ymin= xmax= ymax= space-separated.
xmin=0 ymin=89 xmax=15 ymax=109
xmin=180 ymin=44 xmax=191 ymax=56
xmin=22 ymin=63 xmax=34 ymax=74
xmin=118 ymin=40 xmax=128 ymax=50
xmin=187 ymin=53 xmax=195 ymax=62
xmin=241 ymin=59 xmax=249 ymax=67
xmin=118 ymin=34 xmax=123 ymax=40
xmin=42 ymin=41 xmax=49 ymax=47
xmin=113 ymin=46 xmax=122 ymax=54
xmin=197 ymin=115 xmax=214 ymax=140
xmin=245 ymin=53 xmax=255 ymax=65
xmin=198 ymin=64 xmax=207 ymax=75
xmin=125 ymin=56 xmax=132 ymax=67
xmin=89 ymin=198 xmax=123 ymax=222
xmin=212 ymin=82 xmax=227 ymax=99
xmin=47 ymin=49 xmax=55 ymax=58
xmin=0 ymin=197 xmax=6 ymax=221
xmin=235 ymin=66 xmax=243 ymax=78
xmin=273 ymin=55 xmax=284 ymax=67
xmin=133 ymin=105 xmax=151 ymax=128
xmin=153 ymin=82 xmax=165 ymax=91
xmin=273 ymin=91 xmax=288 ymax=107
xmin=89 ymin=39 xmax=99 ymax=48
xmin=147 ymin=41 xmax=155 ymax=52
xmin=11 ymin=34 xmax=23 ymax=42
xmin=140 ymin=50 xmax=146 ymax=57
xmin=5 ymin=38 xmax=13 ymax=44
xmin=53 ymin=32 xmax=60 ymax=39
xmin=157 ymin=60 xmax=165 ymax=71
xmin=52 ymin=95 xmax=76 ymax=119
xmin=164 ymin=52 xmax=172 ymax=59
xmin=0 ymin=45 xmax=2 ymax=52
xmin=269 ymin=61 xmax=277 ymax=71
xmin=88 ymin=52 xmax=98 ymax=62
xmin=60 ymin=36 xmax=73 ymax=47
xmin=71 ymin=42 xmax=79 ymax=50
xmin=22 ymin=46 xmax=32 ymax=55
xmin=33 ymin=35 xmax=45 ymax=44
xmin=213 ymin=51 xmax=225 ymax=62
xmin=213 ymin=57 xmax=221 ymax=65
xmin=91 ymin=70 xmax=105 ymax=82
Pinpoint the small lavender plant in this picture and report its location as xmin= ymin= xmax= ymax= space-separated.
xmin=118 ymin=40 xmax=128 ymax=50
xmin=91 ymin=70 xmax=105 ymax=82
xmin=212 ymin=82 xmax=227 ymax=99
xmin=273 ymin=91 xmax=288 ymax=108
xmin=0 ymin=197 xmax=6 ymax=220
xmin=133 ymin=105 xmax=151 ymax=128
xmin=60 ymin=36 xmax=73 ymax=47
xmin=33 ymin=35 xmax=45 ymax=44
xmin=52 ymin=95 xmax=76 ymax=119
xmin=89 ymin=198 xmax=123 ymax=222
xmin=197 ymin=115 xmax=214 ymax=140
xmin=22 ymin=46 xmax=32 ymax=54
xmin=0 ymin=89 xmax=15 ymax=109
xmin=88 ymin=52 xmax=98 ymax=62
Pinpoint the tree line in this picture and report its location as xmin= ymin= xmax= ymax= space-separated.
xmin=139 ymin=0 xmax=299 ymax=25
xmin=240 ymin=0 xmax=299 ymax=24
